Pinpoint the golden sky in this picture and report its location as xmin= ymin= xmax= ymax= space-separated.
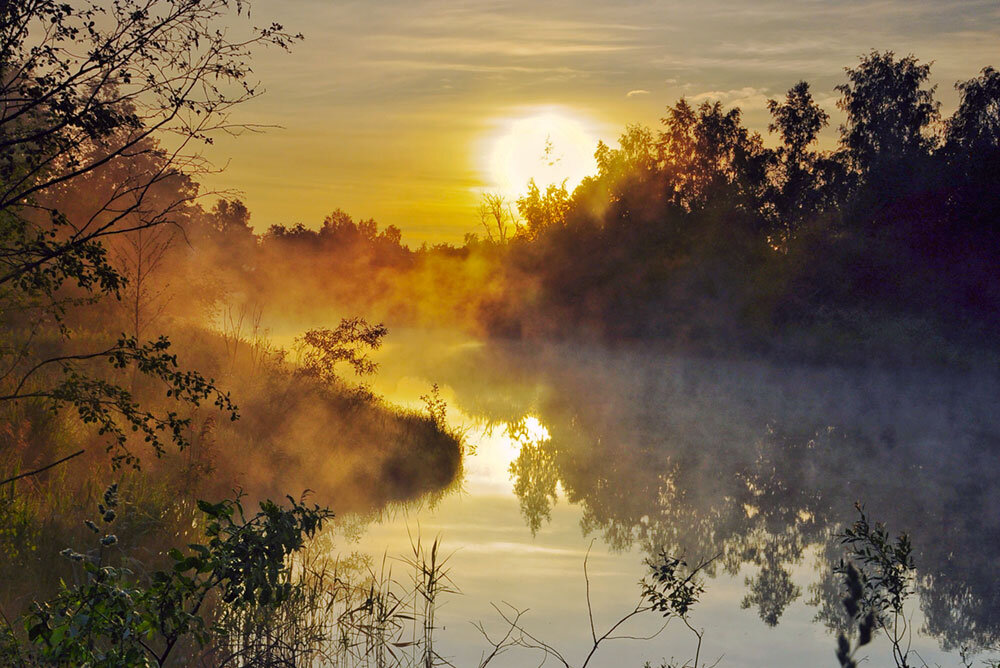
xmin=201 ymin=0 xmax=1000 ymax=244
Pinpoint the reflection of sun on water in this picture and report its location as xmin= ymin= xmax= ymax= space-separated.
xmin=466 ymin=414 xmax=552 ymax=496
xmin=372 ymin=374 xmax=553 ymax=496
xmin=480 ymin=106 xmax=600 ymax=198
xmin=519 ymin=415 xmax=551 ymax=443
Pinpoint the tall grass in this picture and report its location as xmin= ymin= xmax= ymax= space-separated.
xmin=207 ymin=530 xmax=457 ymax=667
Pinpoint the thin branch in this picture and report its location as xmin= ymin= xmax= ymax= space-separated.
xmin=0 ymin=449 xmax=85 ymax=487
xmin=584 ymin=539 xmax=597 ymax=646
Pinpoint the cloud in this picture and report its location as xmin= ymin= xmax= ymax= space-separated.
xmin=626 ymin=89 xmax=650 ymax=97
xmin=373 ymin=34 xmax=639 ymax=58
xmin=370 ymin=59 xmax=581 ymax=75
xmin=688 ymin=86 xmax=772 ymax=110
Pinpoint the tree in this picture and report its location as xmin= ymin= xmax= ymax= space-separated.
xmin=516 ymin=179 xmax=570 ymax=239
xmin=945 ymin=66 xmax=1000 ymax=156
xmin=767 ymin=81 xmax=833 ymax=235
xmin=0 ymin=0 xmax=299 ymax=291
xmin=594 ymin=123 xmax=658 ymax=179
xmin=941 ymin=66 xmax=1000 ymax=261
xmin=478 ymin=193 xmax=518 ymax=244
xmin=297 ymin=318 xmax=388 ymax=391
xmin=589 ymin=124 xmax=662 ymax=223
xmin=112 ymin=224 xmax=176 ymax=341
xmin=768 ymin=81 xmax=829 ymax=158
xmin=658 ymin=99 xmax=772 ymax=217
xmin=836 ymin=50 xmax=939 ymax=172
xmin=0 ymin=0 xmax=299 ymax=476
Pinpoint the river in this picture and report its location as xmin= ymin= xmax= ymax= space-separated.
xmin=337 ymin=330 xmax=1000 ymax=667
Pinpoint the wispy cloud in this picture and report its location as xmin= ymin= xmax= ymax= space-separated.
xmin=371 ymin=59 xmax=582 ymax=75
xmin=627 ymin=89 xmax=650 ymax=97
xmin=372 ymin=35 xmax=640 ymax=58
xmin=688 ymin=86 xmax=772 ymax=109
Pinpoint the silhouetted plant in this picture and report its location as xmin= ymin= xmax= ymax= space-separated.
xmin=298 ymin=318 xmax=388 ymax=396
xmin=474 ymin=546 xmax=717 ymax=668
xmin=836 ymin=50 xmax=939 ymax=172
xmin=7 ymin=484 xmax=332 ymax=666
xmin=834 ymin=563 xmax=878 ymax=668
xmin=834 ymin=503 xmax=915 ymax=668
xmin=419 ymin=383 xmax=448 ymax=429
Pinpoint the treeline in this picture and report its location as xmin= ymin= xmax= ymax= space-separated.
xmin=494 ymin=51 xmax=1000 ymax=356
xmin=183 ymin=51 xmax=1000 ymax=362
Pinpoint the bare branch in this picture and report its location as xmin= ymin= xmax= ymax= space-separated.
xmin=0 ymin=449 xmax=85 ymax=487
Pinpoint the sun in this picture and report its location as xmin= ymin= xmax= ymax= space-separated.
xmin=481 ymin=107 xmax=601 ymax=198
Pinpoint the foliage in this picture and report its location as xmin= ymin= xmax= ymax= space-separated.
xmin=298 ymin=317 xmax=388 ymax=388
xmin=766 ymin=81 xmax=839 ymax=234
xmin=659 ymin=99 xmax=771 ymax=216
xmin=516 ymin=179 xmax=570 ymax=239
xmin=2 ymin=335 xmax=237 ymax=469
xmin=4 ymin=484 xmax=332 ymax=667
xmin=768 ymin=81 xmax=830 ymax=158
xmin=125 ymin=48 xmax=1000 ymax=361
xmin=508 ymin=422 xmax=559 ymax=536
xmin=836 ymin=503 xmax=915 ymax=620
xmin=642 ymin=551 xmax=708 ymax=619
xmin=833 ymin=503 xmax=916 ymax=668
xmin=0 ymin=0 xmax=299 ymax=296
xmin=946 ymin=66 xmax=1000 ymax=153
xmin=0 ymin=0 xmax=298 ymax=476
xmin=419 ymin=383 xmax=447 ymax=429
xmin=835 ymin=563 xmax=878 ymax=668
xmin=836 ymin=50 xmax=940 ymax=172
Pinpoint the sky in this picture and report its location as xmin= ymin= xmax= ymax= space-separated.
xmin=200 ymin=0 xmax=1000 ymax=244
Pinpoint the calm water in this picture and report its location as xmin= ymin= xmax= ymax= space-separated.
xmin=344 ymin=331 xmax=1000 ymax=667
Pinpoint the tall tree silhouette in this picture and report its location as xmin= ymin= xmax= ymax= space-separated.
xmin=836 ymin=51 xmax=939 ymax=173
xmin=767 ymin=81 xmax=835 ymax=236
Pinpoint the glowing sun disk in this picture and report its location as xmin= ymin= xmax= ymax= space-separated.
xmin=482 ymin=107 xmax=599 ymax=198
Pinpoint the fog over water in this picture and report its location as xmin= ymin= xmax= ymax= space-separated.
xmin=338 ymin=330 xmax=1000 ymax=667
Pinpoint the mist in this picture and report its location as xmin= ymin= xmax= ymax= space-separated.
xmin=3 ymin=8 xmax=1000 ymax=663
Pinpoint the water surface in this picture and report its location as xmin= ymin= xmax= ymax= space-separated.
xmin=346 ymin=332 xmax=1000 ymax=667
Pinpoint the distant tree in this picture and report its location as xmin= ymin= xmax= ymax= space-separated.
xmin=478 ymin=193 xmax=517 ymax=244
xmin=836 ymin=51 xmax=940 ymax=172
xmin=316 ymin=209 xmax=406 ymax=260
xmin=945 ymin=66 xmax=1000 ymax=155
xmin=658 ymin=99 xmax=772 ymax=217
xmin=767 ymin=81 xmax=832 ymax=236
xmin=941 ymin=66 xmax=1000 ymax=259
xmin=595 ymin=123 xmax=659 ymax=178
xmin=297 ymin=318 xmax=388 ymax=389
xmin=516 ymin=179 xmax=570 ymax=240
xmin=209 ymin=200 xmax=254 ymax=237
xmin=588 ymin=124 xmax=662 ymax=222
xmin=112 ymin=224 xmax=176 ymax=341
xmin=769 ymin=82 xmax=829 ymax=158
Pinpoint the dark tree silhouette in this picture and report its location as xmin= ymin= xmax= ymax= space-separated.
xmin=836 ymin=51 xmax=939 ymax=172
xmin=767 ymin=81 xmax=833 ymax=235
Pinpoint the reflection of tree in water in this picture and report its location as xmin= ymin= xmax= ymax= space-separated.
xmin=507 ymin=418 xmax=560 ymax=535
xmin=741 ymin=543 xmax=802 ymax=627
xmin=436 ymin=344 xmax=1000 ymax=652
